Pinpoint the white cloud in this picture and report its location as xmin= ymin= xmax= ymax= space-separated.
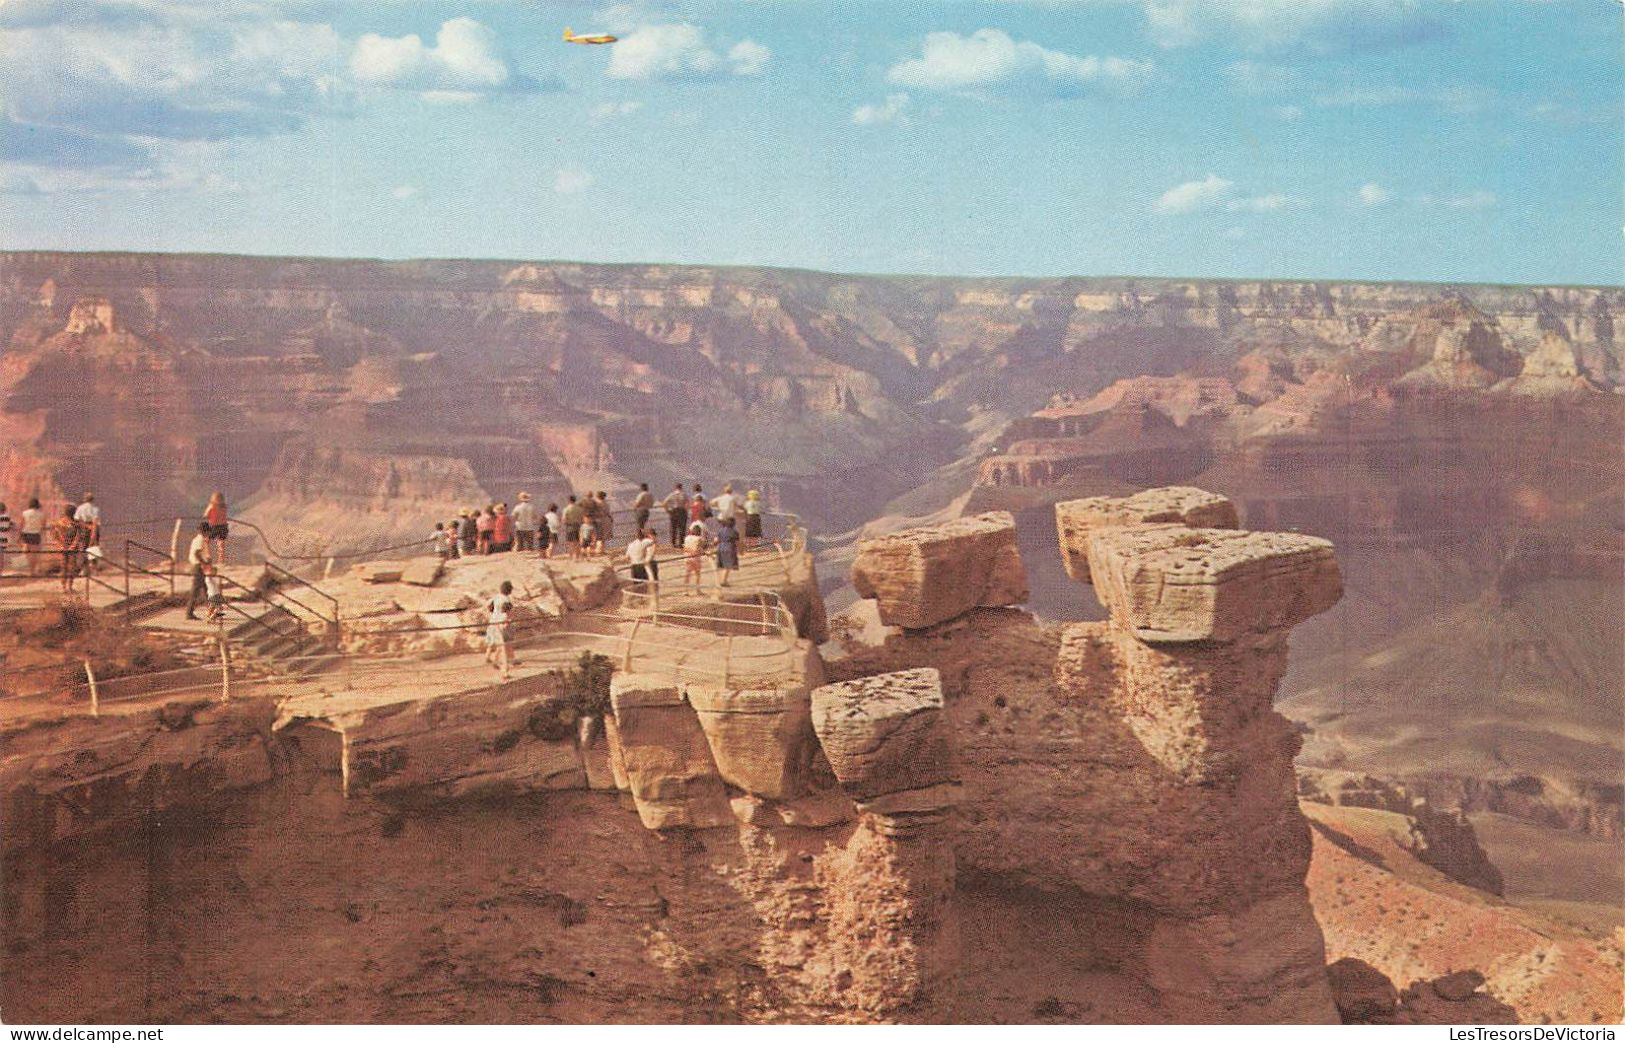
xmin=885 ymin=29 xmax=1153 ymax=98
xmin=1139 ymin=0 xmax=1445 ymax=52
xmin=1229 ymin=192 xmax=1294 ymax=212
xmin=1445 ymin=189 xmax=1495 ymax=209
xmin=853 ymin=93 xmax=911 ymax=126
xmin=590 ymin=100 xmax=644 ymax=122
xmin=606 ymin=23 xmax=768 ymax=81
xmin=1313 ymin=83 xmax=1492 ymax=114
xmin=390 ymin=184 xmax=418 ymax=200
xmin=1356 ymin=182 xmax=1391 ymax=206
xmin=352 ymin=18 xmax=511 ymax=93
xmin=554 ymin=167 xmax=593 ymax=194
xmin=1275 ymin=104 xmax=1304 ymax=121
xmin=1153 ymin=174 xmax=1233 ymax=214
xmin=1153 ymin=174 xmax=1300 ymax=214
xmin=727 ymin=39 xmax=770 ymax=77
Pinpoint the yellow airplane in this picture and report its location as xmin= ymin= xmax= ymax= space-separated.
xmin=563 ymin=27 xmax=618 ymax=45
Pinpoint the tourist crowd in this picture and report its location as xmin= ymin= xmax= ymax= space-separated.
xmin=435 ymin=482 xmax=770 ymax=594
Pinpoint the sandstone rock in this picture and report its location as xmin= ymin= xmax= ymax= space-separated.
xmin=609 ymin=674 xmax=732 ymax=829
xmin=399 ymin=557 xmax=443 ymax=587
xmin=390 ymin=589 xmax=472 ymax=615
xmin=1431 ymin=969 xmax=1486 ymax=1002
xmin=577 ymin=716 xmax=618 ymax=791
xmin=351 ymin=560 xmax=408 ymax=584
xmin=1055 ymin=487 xmax=1238 ymax=583
xmin=850 ymin=512 xmax=1027 ymax=629
xmin=811 ymin=668 xmax=955 ymax=800
xmin=854 ymin=781 xmax=962 ymax=817
xmin=730 ymin=794 xmax=778 ymax=827
xmin=546 ymin=560 xmax=620 ymax=613
xmin=776 ymin=790 xmax=856 ymax=828
xmin=1086 ymin=525 xmax=1342 ymax=643
xmin=1327 ymin=957 xmax=1400 ymax=1023
xmin=602 ymin=713 xmax=630 ymax=792
xmin=686 ymin=683 xmax=814 ymax=800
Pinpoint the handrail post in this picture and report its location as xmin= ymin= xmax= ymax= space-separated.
xmin=623 ymin=618 xmax=642 ymax=671
xmin=218 ymin=627 xmax=231 ymax=703
xmin=83 ymin=660 xmax=100 ymax=717
xmin=723 ymin=635 xmax=734 ymax=688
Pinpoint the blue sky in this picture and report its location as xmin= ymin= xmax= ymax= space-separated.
xmin=1 ymin=0 xmax=1619 ymax=284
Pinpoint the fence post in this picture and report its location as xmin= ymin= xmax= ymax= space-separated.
xmin=623 ymin=619 xmax=642 ymax=671
xmin=83 ymin=659 xmax=100 ymax=718
xmin=723 ymin=634 xmax=734 ymax=688
xmin=758 ymin=592 xmax=770 ymax=636
xmin=218 ymin=629 xmax=231 ymax=703
xmin=323 ymin=557 xmax=335 ymax=582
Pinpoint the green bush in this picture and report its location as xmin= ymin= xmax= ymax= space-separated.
xmin=527 ymin=651 xmax=614 ymax=741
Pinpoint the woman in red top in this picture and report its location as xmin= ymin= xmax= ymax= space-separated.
xmin=490 ymin=503 xmax=514 ymax=553
xmin=205 ymin=491 xmax=229 ymax=566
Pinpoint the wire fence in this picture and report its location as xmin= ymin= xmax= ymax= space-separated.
xmin=2 ymin=508 xmax=814 ymax=719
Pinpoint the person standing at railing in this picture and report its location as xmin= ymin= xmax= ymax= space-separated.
xmin=591 ymin=491 xmax=612 ymax=554
xmin=542 ymin=502 xmax=560 ymax=559
xmin=714 ymin=516 xmax=740 ymax=594
xmin=512 ymin=493 xmax=539 ymax=552
xmin=632 ymin=483 xmax=653 ymax=536
xmin=743 ymin=489 xmax=764 ymax=553
xmin=0 ymin=501 xmax=11 ymax=577
xmin=683 ymin=522 xmax=707 ymax=590
xmin=19 ymin=498 xmax=44 ymax=577
xmin=662 ymin=483 xmax=687 ymax=548
xmin=205 ymin=492 xmax=230 ymax=566
xmin=626 ymin=527 xmax=658 ymax=592
xmin=562 ymin=495 xmax=586 ymax=559
xmin=491 ymin=503 xmax=515 ymax=553
xmin=433 ymin=522 xmax=454 ymax=563
xmin=51 ymin=506 xmax=83 ymax=593
xmin=711 ymin=483 xmax=739 ymax=526
xmin=484 ymin=580 xmax=515 ymax=681
xmin=476 ymin=505 xmax=495 ymax=555
xmin=73 ymin=493 xmax=101 ymax=572
xmin=458 ymin=508 xmax=478 ymax=557
xmin=184 ymin=521 xmax=213 ymax=620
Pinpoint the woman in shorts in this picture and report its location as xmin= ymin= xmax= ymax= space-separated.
xmin=204 ymin=492 xmax=230 ymax=566
xmin=683 ymin=523 xmax=707 ymax=590
xmin=484 ymin=581 xmax=515 ymax=680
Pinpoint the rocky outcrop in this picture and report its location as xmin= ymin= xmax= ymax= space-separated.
xmin=829 ymin=487 xmax=1346 ymax=1022
xmin=687 ymin=683 xmax=816 ymax=800
xmin=850 ymin=513 xmax=1028 ymax=629
xmin=1055 ymin=485 xmax=1238 ymax=582
xmin=608 ymin=674 xmax=733 ymax=830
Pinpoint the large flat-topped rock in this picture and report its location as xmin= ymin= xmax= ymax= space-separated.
xmin=850 ymin=512 xmax=1028 ymax=629
xmin=609 ymin=674 xmax=732 ymax=829
xmin=687 ymin=684 xmax=814 ymax=800
xmin=1087 ymin=526 xmax=1342 ymax=643
xmin=810 ymin=668 xmax=955 ymax=800
xmin=1056 ymin=487 xmax=1239 ymax=583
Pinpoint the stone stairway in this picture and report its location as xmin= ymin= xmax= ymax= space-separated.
xmin=227 ymin=608 xmax=345 ymax=678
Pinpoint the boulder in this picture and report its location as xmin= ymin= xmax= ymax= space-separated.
xmin=1430 ymin=970 xmax=1486 ymax=1003
xmin=1086 ymin=525 xmax=1342 ymax=643
xmin=1055 ymin=487 xmax=1239 ymax=583
xmin=686 ymin=683 xmax=815 ymax=799
xmin=608 ymin=674 xmax=732 ymax=829
xmin=850 ymin=512 xmax=1028 ymax=629
xmin=351 ymin=560 xmax=408 ymax=584
xmin=399 ymin=557 xmax=444 ymax=587
xmin=810 ymin=668 xmax=955 ymax=800
xmin=1328 ymin=958 xmax=1400 ymax=1023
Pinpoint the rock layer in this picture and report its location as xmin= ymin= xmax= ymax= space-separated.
xmin=850 ymin=513 xmax=1028 ymax=629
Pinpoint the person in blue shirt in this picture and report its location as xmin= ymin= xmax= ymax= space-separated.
xmin=714 ymin=516 xmax=739 ymax=594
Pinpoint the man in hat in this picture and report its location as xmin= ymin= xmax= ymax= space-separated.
xmin=512 ymin=492 xmax=539 ymax=552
